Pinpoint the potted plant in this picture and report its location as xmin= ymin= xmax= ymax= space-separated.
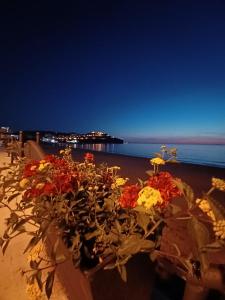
xmin=1 ymin=147 xmax=225 ymax=299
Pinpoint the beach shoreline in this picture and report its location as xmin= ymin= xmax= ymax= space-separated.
xmin=42 ymin=144 xmax=225 ymax=199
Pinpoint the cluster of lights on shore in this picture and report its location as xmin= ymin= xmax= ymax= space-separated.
xmin=42 ymin=131 xmax=111 ymax=144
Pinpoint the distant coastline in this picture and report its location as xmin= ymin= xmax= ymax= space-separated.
xmin=13 ymin=130 xmax=124 ymax=144
xmin=125 ymin=142 xmax=225 ymax=146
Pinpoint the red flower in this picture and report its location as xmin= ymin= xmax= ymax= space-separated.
xmin=42 ymin=183 xmax=57 ymax=196
xmin=84 ymin=152 xmax=94 ymax=162
xmin=53 ymin=173 xmax=75 ymax=194
xmin=147 ymin=172 xmax=182 ymax=205
xmin=22 ymin=160 xmax=39 ymax=177
xmin=39 ymin=155 xmax=71 ymax=172
xmin=119 ymin=185 xmax=141 ymax=208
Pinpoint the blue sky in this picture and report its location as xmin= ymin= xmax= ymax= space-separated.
xmin=1 ymin=0 xmax=225 ymax=143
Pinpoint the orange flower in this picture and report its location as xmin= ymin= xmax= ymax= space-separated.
xmin=147 ymin=172 xmax=181 ymax=206
xmin=119 ymin=184 xmax=140 ymax=208
xmin=84 ymin=152 xmax=94 ymax=162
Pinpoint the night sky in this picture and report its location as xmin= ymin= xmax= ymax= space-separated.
xmin=1 ymin=0 xmax=225 ymax=143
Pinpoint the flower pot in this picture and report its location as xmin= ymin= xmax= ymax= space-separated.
xmin=45 ymin=227 xmax=155 ymax=300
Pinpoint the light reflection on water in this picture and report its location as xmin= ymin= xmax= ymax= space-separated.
xmin=71 ymin=143 xmax=225 ymax=168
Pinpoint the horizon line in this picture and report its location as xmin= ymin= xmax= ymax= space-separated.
xmin=123 ymin=136 xmax=225 ymax=145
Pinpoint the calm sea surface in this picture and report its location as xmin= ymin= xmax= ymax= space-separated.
xmin=69 ymin=143 xmax=225 ymax=168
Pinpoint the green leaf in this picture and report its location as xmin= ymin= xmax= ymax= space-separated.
xmin=55 ymin=254 xmax=66 ymax=263
xmin=51 ymin=237 xmax=60 ymax=260
xmin=0 ymin=167 xmax=10 ymax=172
xmin=12 ymin=218 xmax=30 ymax=233
xmin=169 ymin=148 xmax=177 ymax=156
xmin=139 ymin=239 xmax=155 ymax=250
xmin=0 ymin=237 xmax=4 ymax=247
xmin=149 ymin=250 xmax=158 ymax=262
xmin=23 ymin=236 xmax=40 ymax=254
xmin=105 ymin=232 xmax=119 ymax=244
xmin=201 ymin=240 xmax=225 ymax=252
xmin=146 ymin=170 xmax=154 ymax=177
xmin=188 ymin=217 xmax=210 ymax=271
xmin=174 ymin=180 xmax=194 ymax=209
xmin=104 ymin=263 xmax=116 ymax=270
xmin=115 ymin=220 xmax=121 ymax=233
xmin=173 ymin=179 xmax=184 ymax=193
xmin=30 ymin=260 xmax=38 ymax=270
xmin=45 ymin=270 xmax=55 ymax=299
xmin=103 ymin=197 xmax=114 ymax=211
xmin=168 ymin=204 xmax=182 ymax=216
xmin=71 ymin=234 xmax=80 ymax=251
xmin=184 ymin=183 xmax=194 ymax=204
xmin=3 ymin=232 xmax=9 ymax=239
xmin=118 ymin=255 xmax=132 ymax=265
xmin=133 ymin=206 xmax=147 ymax=213
xmin=204 ymin=195 xmax=225 ymax=221
xmin=136 ymin=213 xmax=150 ymax=233
xmin=35 ymin=271 xmax=43 ymax=291
xmin=3 ymin=179 xmax=17 ymax=189
xmin=39 ymin=221 xmax=51 ymax=241
xmin=7 ymin=192 xmax=20 ymax=203
xmin=117 ymin=264 xmax=127 ymax=282
xmin=166 ymin=159 xmax=178 ymax=163
xmin=84 ymin=229 xmax=101 ymax=240
xmin=188 ymin=217 xmax=210 ymax=248
xmin=9 ymin=212 xmax=18 ymax=224
xmin=2 ymin=240 xmax=10 ymax=255
xmin=118 ymin=236 xmax=142 ymax=256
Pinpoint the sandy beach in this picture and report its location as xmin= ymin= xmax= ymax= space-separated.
xmin=43 ymin=144 xmax=225 ymax=200
xmin=0 ymin=148 xmax=68 ymax=300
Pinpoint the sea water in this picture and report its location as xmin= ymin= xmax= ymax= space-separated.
xmin=70 ymin=143 xmax=225 ymax=168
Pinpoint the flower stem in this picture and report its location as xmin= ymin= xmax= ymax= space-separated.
xmin=84 ymin=254 xmax=116 ymax=279
xmin=206 ymin=187 xmax=215 ymax=195
xmin=144 ymin=219 xmax=162 ymax=239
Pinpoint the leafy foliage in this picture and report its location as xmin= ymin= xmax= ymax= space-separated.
xmin=1 ymin=147 xmax=225 ymax=298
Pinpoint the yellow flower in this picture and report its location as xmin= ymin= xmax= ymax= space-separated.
xmin=38 ymin=164 xmax=45 ymax=171
xmin=19 ymin=178 xmax=29 ymax=189
xmin=212 ymin=177 xmax=225 ymax=192
xmin=150 ymin=157 xmax=165 ymax=165
xmin=107 ymin=166 xmax=121 ymax=172
xmin=112 ymin=166 xmax=121 ymax=170
xmin=38 ymin=162 xmax=49 ymax=171
xmin=115 ymin=177 xmax=127 ymax=186
xmin=196 ymin=198 xmax=211 ymax=213
xmin=65 ymin=148 xmax=71 ymax=154
xmin=213 ymin=220 xmax=225 ymax=240
xmin=137 ymin=186 xmax=163 ymax=209
xmin=36 ymin=183 xmax=45 ymax=190
xmin=207 ymin=210 xmax=216 ymax=221
xmin=196 ymin=198 xmax=216 ymax=221
xmin=111 ymin=177 xmax=127 ymax=189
